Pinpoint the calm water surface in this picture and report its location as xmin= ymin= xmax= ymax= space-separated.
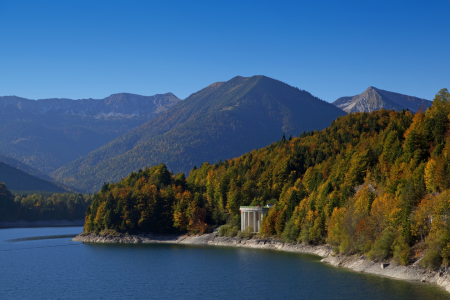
xmin=0 ymin=227 xmax=449 ymax=300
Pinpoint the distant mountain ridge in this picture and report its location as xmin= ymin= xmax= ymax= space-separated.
xmin=0 ymin=161 xmax=67 ymax=192
xmin=0 ymin=154 xmax=52 ymax=181
xmin=0 ymin=93 xmax=180 ymax=174
xmin=53 ymin=75 xmax=347 ymax=192
xmin=0 ymin=93 xmax=180 ymax=121
xmin=333 ymin=87 xmax=431 ymax=113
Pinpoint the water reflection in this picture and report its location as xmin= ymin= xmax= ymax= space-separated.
xmin=7 ymin=234 xmax=78 ymax=242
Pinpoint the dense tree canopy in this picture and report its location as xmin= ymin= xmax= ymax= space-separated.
xmin=85 ymin=88 xmax=450 ymax=269
xmin=14 ymin=192 xmax=92 ymax=221
xmin=84 ymin=164 xmax=207 ymax=234
xmin=0 ymin=183 xmax=15 ymax=221
xmin=0 ymin=183 xmax=92 ymax=222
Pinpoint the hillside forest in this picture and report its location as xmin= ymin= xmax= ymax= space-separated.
xmin=0 ymin=184 xmax=92 ymax=222
xmin=84 ymin=89 xmax=450 ymax=269
xmin=53 ymin=76 xmax=345 ymax=193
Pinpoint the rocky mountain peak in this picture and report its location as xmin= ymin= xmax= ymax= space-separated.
xmin=333 ymin=87 xmax=431 ymax=114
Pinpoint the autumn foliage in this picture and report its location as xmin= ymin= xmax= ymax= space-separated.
xmin=85 ymin=89 xmax=450 ymax=269
xmin=84 ymin=164 xmax=208 ymax=235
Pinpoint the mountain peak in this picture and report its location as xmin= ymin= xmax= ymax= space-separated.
xmin=53 ymin=75 xmax=346 ymax=192
xmin=106 ymin=92 xmax=137 ymax=97
xmin=333 ymin=87 xmax=431 ymax=114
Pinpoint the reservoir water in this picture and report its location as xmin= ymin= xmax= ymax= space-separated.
xmin=1 ymin=227 xmax=449 ymax=300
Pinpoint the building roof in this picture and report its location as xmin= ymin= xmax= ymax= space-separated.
xmin=240 ymin=205 xmax=273 ymax=208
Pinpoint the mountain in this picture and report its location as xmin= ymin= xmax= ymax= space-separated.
xmin=0 ymin=161 xmax=67 ymax=192
xmin=0 ymin=154 xmax=52 ymax=181
xmin=0 ymin=93 xmax=180 ymax=173
xmin=83 ymin=89 xmax=450 ymax=271
xmin=0 ymin=93 xmax=180 ymax=121
xmin=53 ymin=75 xmax=346 ymax=192
xmin=333 ymin=86 xmax=432 ymax=113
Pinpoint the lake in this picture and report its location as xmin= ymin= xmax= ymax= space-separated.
xmin=1 ymin=227 xmax=449 ymax=300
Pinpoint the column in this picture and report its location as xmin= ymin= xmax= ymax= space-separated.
xmin=257 ymin=211 xmax=260 ymax=232
xmin=245 ymin=211 xmax=248 ymax=231
xmin=241 ymin=211 xmax=243 ymax=231
xmin=247 ymin=211 xmax=250 ymax=231
xmin=253 ymin=211 xmax=256 ymax=232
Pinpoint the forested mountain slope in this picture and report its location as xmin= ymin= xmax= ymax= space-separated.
xmin=333 ymin=86 xmax=431 ymax=113
xmin=0 ymin=93 xmax=180 ymax=173
xmin=0 ymin=161 xmax=67 ymax=192
xmin=0 ymin=154 xmax=52 ymax=181
xmin=84 ymin=88 xmax=450 ymax=270
xmin=53 ymin=75 xmax=346 ymax=192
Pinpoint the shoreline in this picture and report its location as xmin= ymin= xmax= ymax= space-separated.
xmin=73 ymin=232 xmax=450 ymax=294
xmin=0 ymin=219 xmax=84 ymax=229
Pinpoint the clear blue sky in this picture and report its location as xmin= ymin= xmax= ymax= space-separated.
xmin=0 ymin=0 xmax=449 ymax=102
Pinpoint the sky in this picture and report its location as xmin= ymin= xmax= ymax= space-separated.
xmin=0 ymin=0 xmax=449 ymax=102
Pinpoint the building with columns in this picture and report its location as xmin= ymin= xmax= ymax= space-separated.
xmin=240 ymin=205 xmax=273 ymax=232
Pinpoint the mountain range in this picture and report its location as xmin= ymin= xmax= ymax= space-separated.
xmin=333 ymin=86 xmax=432 ymax=113
xmin=0 ymin=76 xmax=436 ymax=194
xmin=52 ymin=75 xmax=346 ymax=192
xmin=0 ymin=93 xmax=180 ymax=173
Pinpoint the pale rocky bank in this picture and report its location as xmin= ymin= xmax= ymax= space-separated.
xmin=73 ymin=232 xmax=450 ymax=294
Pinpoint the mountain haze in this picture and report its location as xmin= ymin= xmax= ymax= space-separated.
xmin=0 ymin=161 xmax=67 ymax=192
xmin=0 ymin=154 xmax=52 ymax=181
xmin=333 ymin=87 xmax=431 ymax=113
xmin=53 ymin=75 xmax=346 ymax=192
xmin=0 ymin=93 xmax=180 ymax=173
xmin=0 ymin=93 xmax=180 ymax=120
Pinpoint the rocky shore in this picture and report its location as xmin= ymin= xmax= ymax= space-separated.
xmin=73 ymin=232 xmax=450 ymax=294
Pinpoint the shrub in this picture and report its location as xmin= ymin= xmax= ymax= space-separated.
xmin=219 ymin=225 xmax=230 ymax=237
xmin=369 ymin=229 xmax=395 ymax=260
xmin=282 ymin=218 xmax=299 ymax=243
xmin=218 ymin=224 xmax=239 ymax=237
xmin=393 ymin=237 xmax=411 ymax=266
xmin=422 ymin=249 xmax=442 ymax=269
xmin=242 ymin=226 xmax=255 ymax=239
xmin=339 ymin=236 xmax=352 ymax=254
xmin=226 ymin=226 xmax=239 ymax=237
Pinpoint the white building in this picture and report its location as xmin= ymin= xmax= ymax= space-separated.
xmin=240 ymin=205 xmax=273 ymax=233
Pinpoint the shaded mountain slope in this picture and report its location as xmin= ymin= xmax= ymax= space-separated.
xmin=0 ymin=93 xmax=180 ymax=173
xmin=0 ymin=154 xmax=52 ymax=181
xmin=333 ymin=86 xmax=431 ymax=113
xmin=0 ymin=161 xmax=67 ymax=192
xmin=53 ymin=75 xmax=346 ymax=192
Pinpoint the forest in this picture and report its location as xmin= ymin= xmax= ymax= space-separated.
xmin=0 ymin=184 xmax=92 ymax=222
xmin=53 ymin=75 xmax=345 ymax=193
xmin=84 ymin=88 xmax=450 ymax=269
